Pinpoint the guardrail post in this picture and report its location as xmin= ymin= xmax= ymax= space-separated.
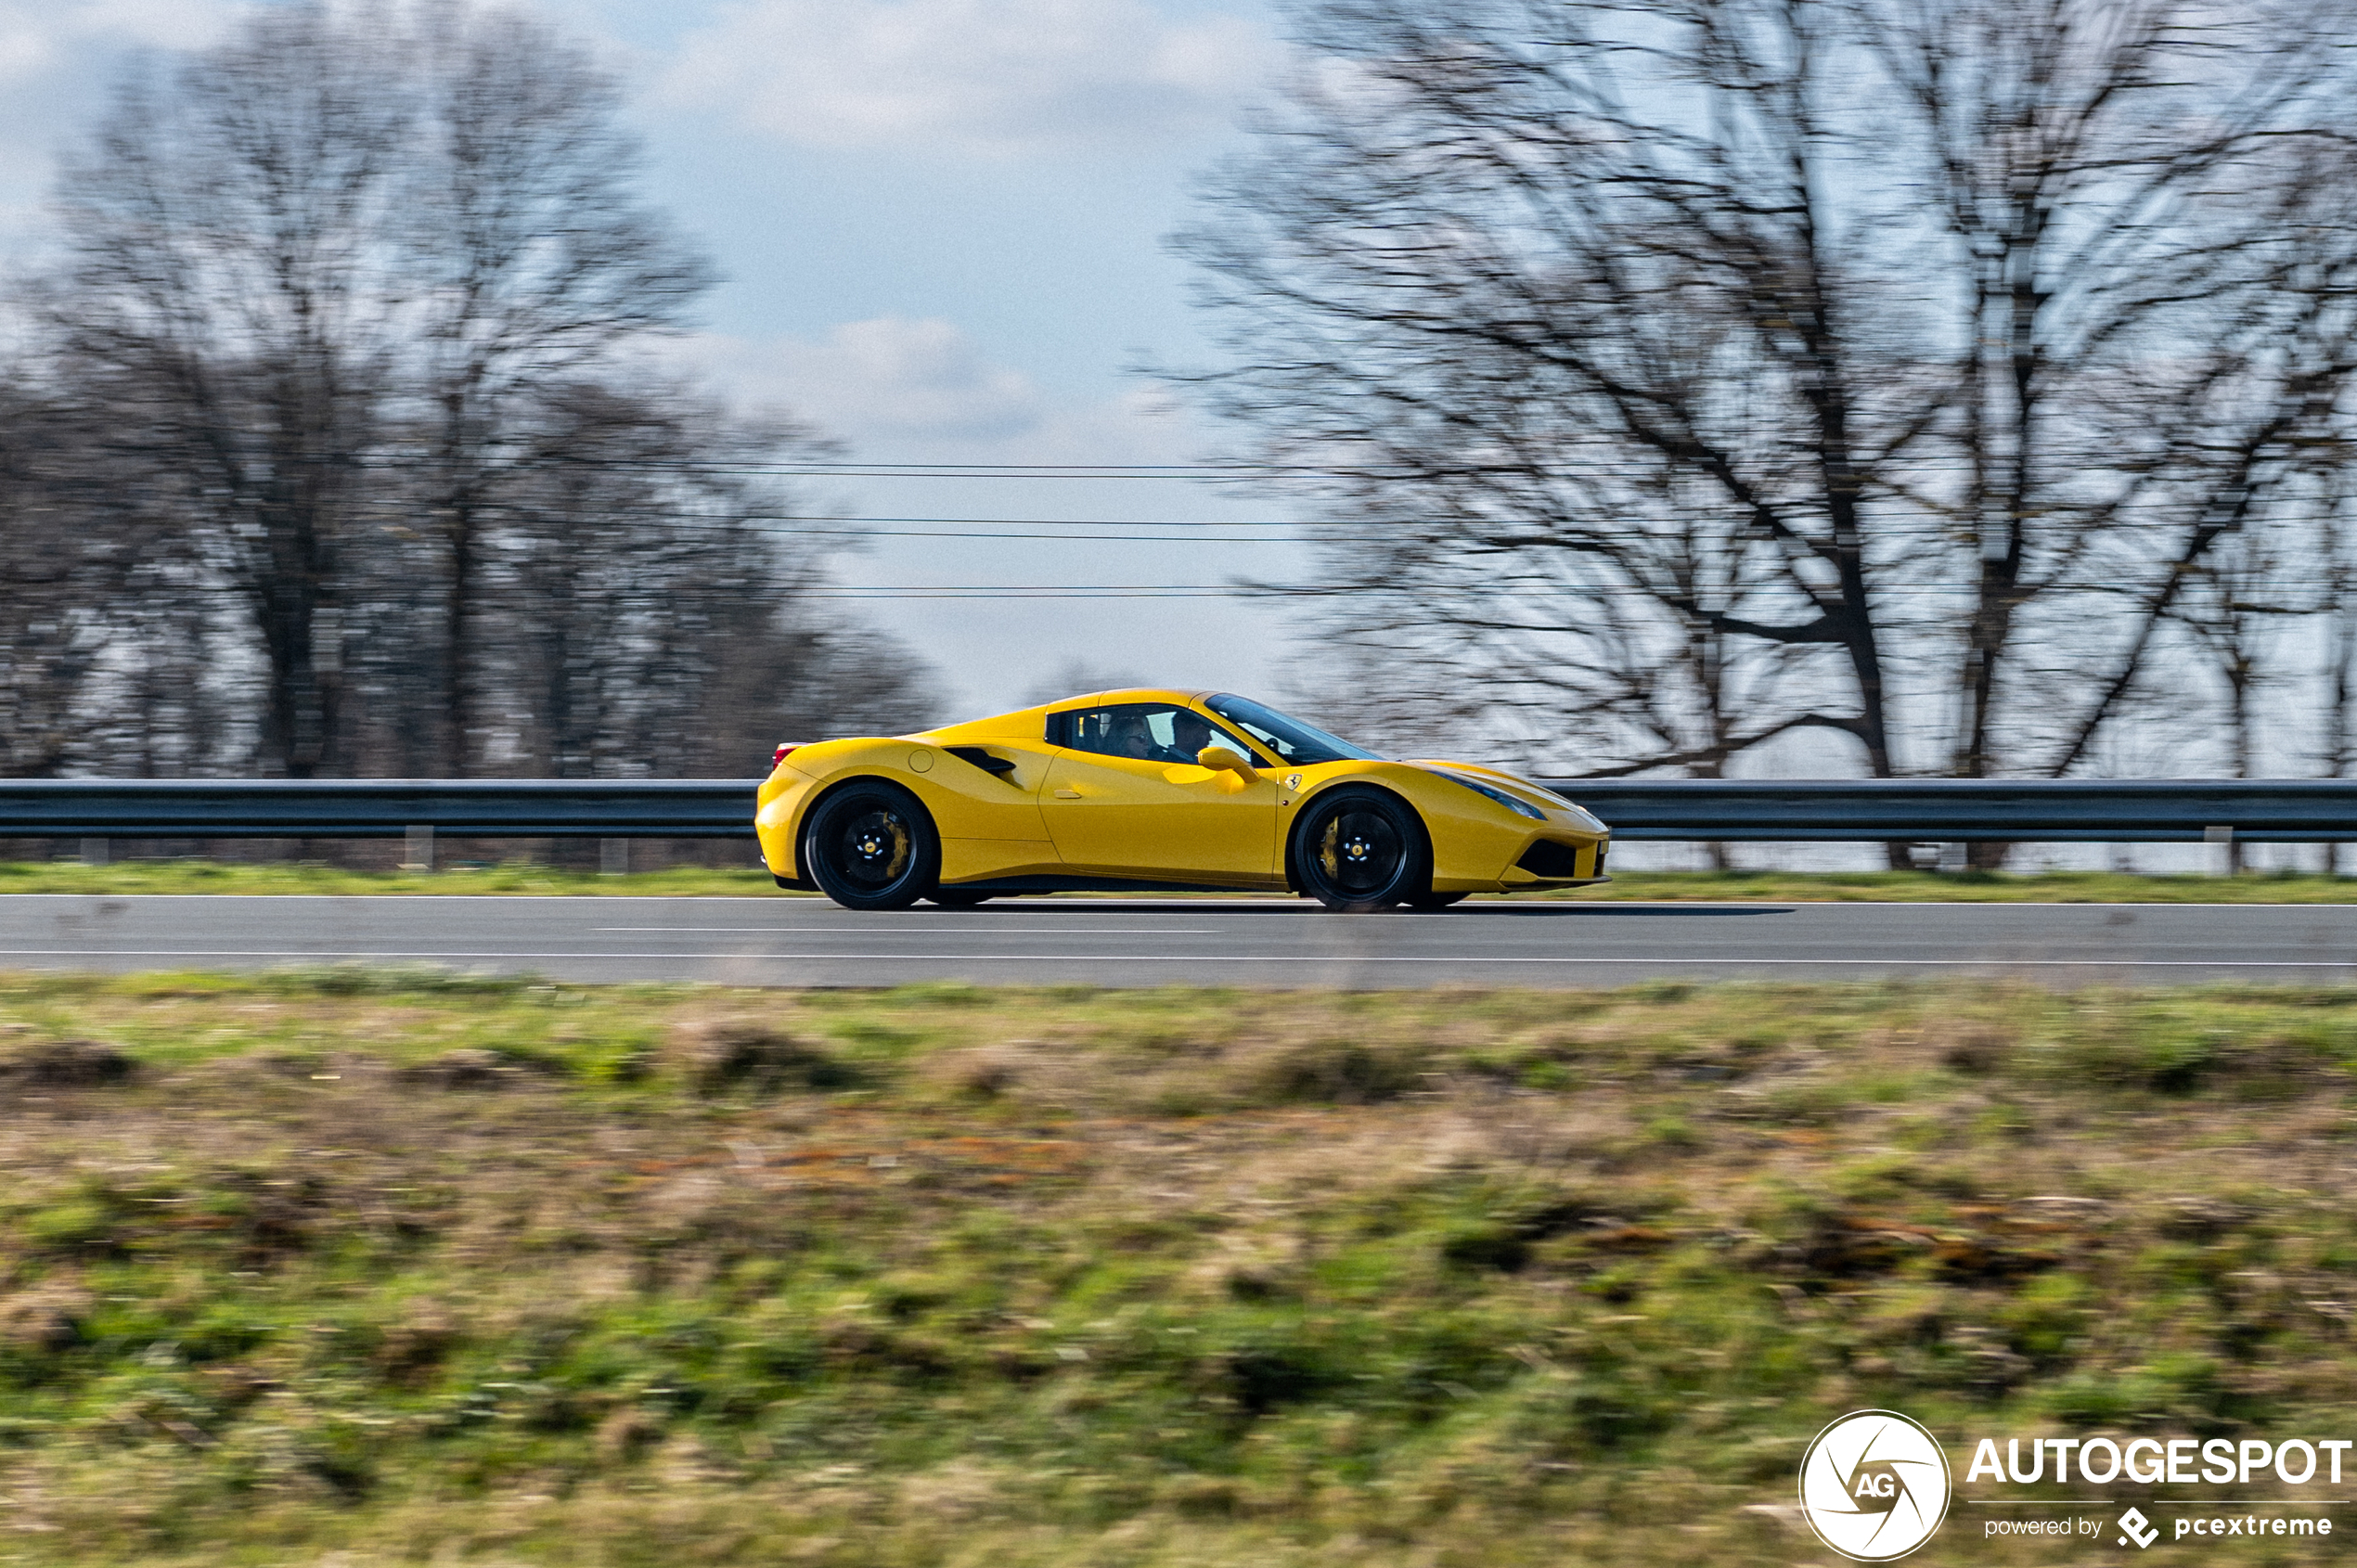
xmin=403 ymin=824 xmax=434 ymax=873
xmin=599 ymin=838 xmax=628 ymax=876
xmin=80 ymin=838 xmax=107 ymax=868
xmin=2205 ymin=824 xmax=2235 ymax=877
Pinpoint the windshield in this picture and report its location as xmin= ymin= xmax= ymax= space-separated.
xmin=1204 ymin=694 xmax=1384 ymax=765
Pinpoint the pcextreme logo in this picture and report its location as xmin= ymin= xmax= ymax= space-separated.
xmin=1798 ymin=1409 xmax=1954 ymax=1562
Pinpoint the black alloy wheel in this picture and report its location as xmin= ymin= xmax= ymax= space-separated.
xmin=1294 ymin=787 xmax=1431 ymax=912
xmin=803 ymin=782 xmax=940 ymax=910
xmin=1406 ymin=891 xmax=1469 ymax=911
xmin=927 ymin=889 xmax=994 ymax=908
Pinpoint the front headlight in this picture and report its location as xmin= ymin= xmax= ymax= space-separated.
xmin=1444 ymin=774 xmax=1546 ymax=820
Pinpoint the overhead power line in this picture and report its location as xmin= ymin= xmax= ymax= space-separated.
xmin=766 ymin=524 xmax=1301 ymax=543
xmin=797 ymin=582 xmax=2188 ymax=599
xmin=787 ymin=514 xmax=1300 ymax=527
xmin=803 ymin=585 xmax=1252 ymax=598
xmin=659 ymin=510 xmax=2019 ymax=536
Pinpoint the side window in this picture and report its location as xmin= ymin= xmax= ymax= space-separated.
xmin=1059 ymin=704 xmax=1256 ymax=766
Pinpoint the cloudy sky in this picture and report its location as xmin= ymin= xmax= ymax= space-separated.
xmin=0 ymin=0 xmax=1315 ymax=719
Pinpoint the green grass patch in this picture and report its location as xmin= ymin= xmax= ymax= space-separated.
xmin=0 ymin=976 xmax=2353 ymax=1562
xmin=0 ymin=857 xmax=2353 ymax=901
xmin=1565 ymin=867 xmax=2357 ymax=904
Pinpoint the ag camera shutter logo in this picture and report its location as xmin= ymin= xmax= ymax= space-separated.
xmin=1798 ymin=1409 xmax=1952 ymax=1561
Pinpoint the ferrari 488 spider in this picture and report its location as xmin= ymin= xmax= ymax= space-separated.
xmin=755 ymin=688 xmax=1610 ymax=911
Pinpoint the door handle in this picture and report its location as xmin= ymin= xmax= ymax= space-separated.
xmin=1052 ymin=789 xmax=1082 ymax=800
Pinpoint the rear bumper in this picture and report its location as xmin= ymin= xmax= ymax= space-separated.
xmin=754 ymin=770 xmax=823 ymax=881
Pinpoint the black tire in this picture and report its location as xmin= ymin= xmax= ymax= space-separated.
xmin=1407 ymin=891 xmax=1469 ymax=911
xmin=802 ymin=781 xmax=940 ymax=910
xmin=1293 ymin=787 xmax=1431 ymax=912
xmin=927 ymin=889 xmax=993 ymax=908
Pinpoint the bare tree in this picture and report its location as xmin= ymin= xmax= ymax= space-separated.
xmin=34 ymin=0 xmax=934 ymax=787
xmin=2164 ymin=503 xmax=2313 ymax=868
xmin=399 ymin=2 xmax=717 ymax=774
xmin=0 ymin=385 xmax=146 ymax=776
xmin=45 ymin=6 xmax=414 ymax=776
xmin=1178 ymin=0 xmax=2357 ymax=846
xmin=2328 ymin=514 xmax=2357 ymax=873
xmin=474 ymin=381 xmax=935 ymax=779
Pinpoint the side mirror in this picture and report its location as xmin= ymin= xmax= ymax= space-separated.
xmin=1197 ymin=745 xmax=1258 ymax=779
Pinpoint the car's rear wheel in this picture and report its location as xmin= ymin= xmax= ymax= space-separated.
xmin=1407 ymin=891 xmax=1469 ymax=911
xmin=1294 ymin=787 xmax=1430 ymax=912
xmin=803 ymin=781 xmax=939 ymax=910
xmin=927 ymin=889 xmax=993 ymax=908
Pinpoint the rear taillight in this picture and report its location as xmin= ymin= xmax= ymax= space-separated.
xmin=772 ymin=743 xmax=800 ymax=767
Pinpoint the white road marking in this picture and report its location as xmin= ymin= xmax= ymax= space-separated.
xmin=593 ymin=926 xmax=1224 ymax=934
xmin=0 ymin=949 xmax=2347 ymax=968
xmin=0 ymin=893 xmax=2350 ymax=910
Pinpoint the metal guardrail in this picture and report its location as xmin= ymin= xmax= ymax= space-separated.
xmin=0 ymin=777 xmax=2349 ymax=843
xmin=1535 ymin=778 xmax=2357 ymax=842
xmin=0 ymin=779 xmax=757 ymax=838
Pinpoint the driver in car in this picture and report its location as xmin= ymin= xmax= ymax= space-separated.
xmin=1166 ymin=711 xmax=1217 ymax=765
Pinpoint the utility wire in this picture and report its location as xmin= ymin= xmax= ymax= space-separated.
xmin=786 ymin=514 xmax=1301 ymax=526
xmin=791 ymin=582 xmax=2190 ymax=599
xmin=804 ymin=586 xmax=1258 ymax=598
xmin=300 ymin=453 xmax=2080 ymax=479
xmin=156 ymin=577 xmax=2270 ymax=599
xmin=595 ymin=509 xmax=2100 ymax=537
xmin=765 ymin=525 xmax=1300 ymax=543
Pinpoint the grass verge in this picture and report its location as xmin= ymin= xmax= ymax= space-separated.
xmin=0 ymin=858 xmax=2352 ymax=901
xmin=1 ymin=973 xmax=2356 ymax=1562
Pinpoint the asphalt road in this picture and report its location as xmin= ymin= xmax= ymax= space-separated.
xmin=0 ymin=894 xmax=2349 ymax=987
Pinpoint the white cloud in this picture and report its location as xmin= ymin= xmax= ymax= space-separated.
xmin=0 ymin=0 xmax=244 ymax=243
xmin=0 ymin=0 xmax=231 ymax=84
xmin=656 ymin=0 xmax=1274 ymax=157
xmin=669 ymin=315 xmax=1251 ymax=471
xmin=685 ymin=315 xmax=1050 ymax=443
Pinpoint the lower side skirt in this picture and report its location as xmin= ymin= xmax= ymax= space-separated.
xmin=769 ymin=873 xmax=1279 ymax=894
xmin=775 ymin=873 xmax=1615 ymax=896
xmin=931 ymin=874 xmax=1289 ymax=895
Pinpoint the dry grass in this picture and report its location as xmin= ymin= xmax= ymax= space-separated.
xmin=0 ymin=973 xmax=2355 ymax=1562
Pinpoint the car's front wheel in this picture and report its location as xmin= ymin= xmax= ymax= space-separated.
xmin=803 ymin=781 xmax=939 ymax=910
xmin=1294 ymin=787 xmax=1431 ymax=912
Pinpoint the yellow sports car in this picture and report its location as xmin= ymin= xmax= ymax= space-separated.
xmin=755 ymin=689 xmax=1610 ymax=911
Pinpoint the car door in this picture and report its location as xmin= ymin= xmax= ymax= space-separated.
xmin=1038 ymin=702 xmax=1282 ymax=882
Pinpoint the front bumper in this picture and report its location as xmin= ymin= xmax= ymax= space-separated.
xmin=1497 ymin=833 xmax=1609 ymax=891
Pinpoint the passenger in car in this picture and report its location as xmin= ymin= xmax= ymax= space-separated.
xmin=1110 ymin=713 xmax=1156 ymax=759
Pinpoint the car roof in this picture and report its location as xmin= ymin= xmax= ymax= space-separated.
xmin=911 ymin=689 xmax=1227 ymax=748
xmin=1040 ymin=688 xmax=1214 ymax=712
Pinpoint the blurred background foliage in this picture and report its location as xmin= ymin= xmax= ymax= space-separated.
xmin=0 ymin=2 xmax=937 ymax=787
xmin=1183 ymin=0 xmax=2357 ymax=834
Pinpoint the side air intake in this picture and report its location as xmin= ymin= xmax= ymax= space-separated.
xmin=1514 ymin=839 xmax=1587 ymax=879
xmin=943 ymin=746 xmax=1018 ymax=778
